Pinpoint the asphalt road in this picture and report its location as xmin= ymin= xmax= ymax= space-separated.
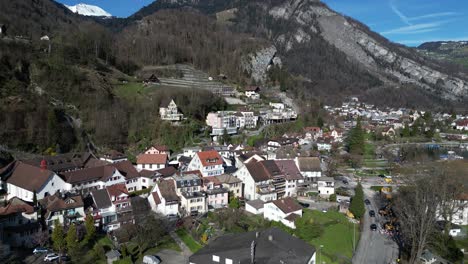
xmin=352 ymin=188 xmax=399 ymax=264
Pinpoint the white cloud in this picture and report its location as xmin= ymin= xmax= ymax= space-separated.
xmin=408 ymin=12 xmax=458 ymax=22
xmin=381 ymin=21 xmax=446 ymax=35
xmin=390 ymin=0 xmax=410 ymax=25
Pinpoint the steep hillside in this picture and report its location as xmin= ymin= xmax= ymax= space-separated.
xmin=124 ymin=0 xmax=468 ymax=109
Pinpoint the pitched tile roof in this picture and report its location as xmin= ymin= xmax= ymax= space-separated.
xmin=271 ymin=197 xmax=302 ymax=214
xmin=215 ymin=174 xmax=242 ymax=184
xmin=109 ymin=161 xmax=139 ymax=179
xmin=275 ymin=160 xmax=303 ymax=181
xmin=0 ymin=197 xmax=34 ymax=216
xmin=5 ymin=161 xmax=55 ymax=192
xmin=106 ymin=184 xmax=128 ymax=198
xmin=284 ymin=213 xmax=300 ymax=222
xmin=102 ymin=150 xmax=126 ymax=160
xmin=136 ymin=154 xmax=167 ymax=164
xmin=151 ymin=192 xmax=161 ymax=205
xmin=62 ymin=165 xmax=116 ymax=184
xmin=196 ymin=150 xmax=223 ymax=167
xmin=189 ymin=228 xmax=315 ymax=264
xmin=297 ymin=157 xmax=321 ymax=172
xmin=40 ymin=194 xmax=84 ymax=214
xmin=158 ymin=180 xmax=179 ymax=202
xmin=22 ymin=152 xmax=95 ymax=173
xmin=245 ymin=160 xmax=283 ymax=182
xmin=155 ymin=166 xmax=177 ymax=178
xmin=91 ymin=189 xmax=112 ymax=209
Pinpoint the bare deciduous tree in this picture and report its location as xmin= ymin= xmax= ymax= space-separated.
xmin=394 ymin=175 xmax=440 ymax=264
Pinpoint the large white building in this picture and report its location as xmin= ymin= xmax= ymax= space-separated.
xmin=2 ymin=161 xmax=71 ymax=202
xmin=206 ymin=111 xmax=258 ymax=136
xmin=187 ymin=150 xmax=224 ymax=177
xmin=160 ymin=99 xmax=184 ymax=121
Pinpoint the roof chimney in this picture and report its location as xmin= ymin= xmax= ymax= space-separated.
xmin=40 ymin=159 xmax=47 ymax=170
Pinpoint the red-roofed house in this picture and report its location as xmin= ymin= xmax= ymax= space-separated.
xmin=136 ymin=154 xmax=167 ymax=171
xmin=455 ymin=119 xmax=468 ymax=131
xmin=106 ymin=184 xmax=132 ymax=214
xmin=187 ymin=150 xmax=224 ymax=177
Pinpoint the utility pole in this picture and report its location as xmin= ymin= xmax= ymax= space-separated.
xmin=353 ymin=222 xmax=356 ymax=252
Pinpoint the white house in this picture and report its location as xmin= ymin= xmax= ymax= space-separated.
xmin=144 ymin=145 xmax=171 ymax=157
xmin=136 ymin=154 xmax=167 ymax=171
xmin=160 ymin=99 xmax=184 ymax=121
xmin=148 ymin=179 xmax=180 ymax=216
xmin=295 ymin=157 xmax=322 ymax=183
xmin=235 ymin=161 xmax=278 ymax=202
xmin=245 ymin=199 xmax=265 ymax=215
xmin=455 ymin=119 xmax=468 ymax=131
xmin=62 ymin=165 xmax=127 ymax=193
xmin=317 ymin=142 xmax=332 ymax=152
xmin=40 ymin=194 xmax=85 ymax=227
xmin=317 ymin=177 xmax=335 ymax=197
xmin=263 ymin=197 xmax=303 ymax=229
xmin=100 ymin=150 xmax=128 ymax=163
xmin=244 ymin=86 xmax=260 ymax=99
xmin=2 ymin=161 xmax=71 ymax=202
xmin=187 ymin=150 xmax=224 ymax=177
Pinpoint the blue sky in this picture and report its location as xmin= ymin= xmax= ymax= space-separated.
xmin=323 ymin=0 xmax=468 ymax=46
xmin=57 ymin=0 xmax=467 ymax=46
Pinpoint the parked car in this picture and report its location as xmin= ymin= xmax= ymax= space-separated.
xmin=298 ymin=202 xmax=310 ymax=208
xmin=369 ymin=210 xmax=375 ymax=217
xmin=364 ymin=199 xmax=371 ymax=205
xmin=61 ymin=255 xmax=71 ymax=262
xmin=378 ymin=174 xmax=385 ymax=178
xmin=44 ymin=253 xmax=59 ymax=262
xmin=342 ymin=180 xmax=349 ymax=185
xmin=370 ymin=224 xmax=377 ymax=231
xmin=33 ymin=247 xmax=48 ymax=254
xmin=143 ymin=255 xmax=161 ymax=264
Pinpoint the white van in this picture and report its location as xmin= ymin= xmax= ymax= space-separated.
xmin=143 ymin=255 xmax=161 ymax=264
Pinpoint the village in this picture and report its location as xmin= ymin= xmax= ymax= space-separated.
xmin=1 ymin=84 xmax=468 ymax=264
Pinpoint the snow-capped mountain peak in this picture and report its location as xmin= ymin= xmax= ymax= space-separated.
xmin=65 ymin=3 xmax=112 ymax=17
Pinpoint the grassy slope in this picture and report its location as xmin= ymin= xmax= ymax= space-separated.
xmin=176 ymin=228 xmax=203 ymax=253
xmin=303 ymin=210 xmax=359 ymax=263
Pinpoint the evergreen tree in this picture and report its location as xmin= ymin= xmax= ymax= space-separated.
xmin=51 ymin=220 xmax=66 ymax=254
xmin=402 ymin=123 xmax=411 ymax=138
xmin=350 ymin=183 xmax=365 ymax=220
xmin=84 ymin=214 xmax=96 ymax=242
xmin=221 ymin=128 xmax=231 ymax=145
xmin=66 ymin=224 xmax=79 ymax=257
xmin=47 ymin=109 xmax=58 ymax=147
xmin=346 ymin=118 xmax=365 ymax=155
xmin=317 ymin=116 xmax=324 ymax=128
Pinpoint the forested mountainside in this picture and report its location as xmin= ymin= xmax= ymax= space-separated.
xmin=1 ymin=0 xmax=467 ymax=153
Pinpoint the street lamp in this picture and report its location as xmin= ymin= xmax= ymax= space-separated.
xmin=318 ymin=244 xmax=324 ymax=264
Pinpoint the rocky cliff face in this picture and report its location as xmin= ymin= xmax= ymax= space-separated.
xmin=267 ymin=0 xmax=468 ymax=100
xmin=241 ymin=46 xmax=282 ymax=83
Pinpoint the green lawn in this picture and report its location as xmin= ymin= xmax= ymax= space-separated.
xmin=454 ymin=226 xmax=468 ymax=252
xmin=176 ymin=228 xmax=203 ymax=253
xmin=296 ymin=210 xmax=359 ymax=264
xmin=114 ymin=82 xmax=150 ymax=99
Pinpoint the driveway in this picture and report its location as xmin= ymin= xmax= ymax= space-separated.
xmin=352 ymin=189 xmax=399 ymax=264
xmin=156 ymin=249 xmax=188 ymax=264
